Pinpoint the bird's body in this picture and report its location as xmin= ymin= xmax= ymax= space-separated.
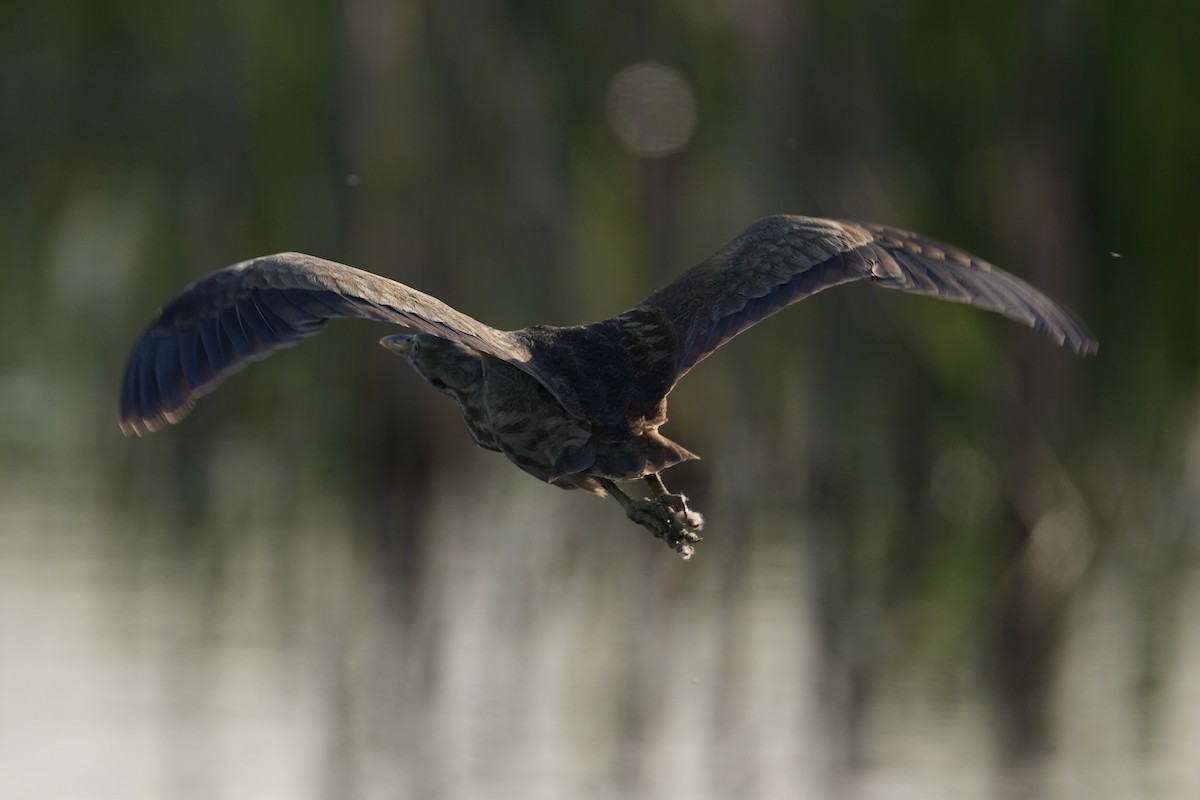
xmin=120 ymin=215 xmax=1097 ymax=557
xmin=394 ymin=328 xmax=696 ymax=490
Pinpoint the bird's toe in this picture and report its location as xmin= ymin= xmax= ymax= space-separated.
xmin=628 ymin=493 xmax=704 ymax=559
xmin=659 ymin=493 xmax=704 ymax=534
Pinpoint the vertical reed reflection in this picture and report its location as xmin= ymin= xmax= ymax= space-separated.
xmin=3 ymin=0 xmax=1199 ymax=797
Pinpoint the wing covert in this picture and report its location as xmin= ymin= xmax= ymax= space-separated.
xmin=119 ymin=252 xmax=530 ymax=436
xmin=637 ymin=215 xmax=1098 ymax=378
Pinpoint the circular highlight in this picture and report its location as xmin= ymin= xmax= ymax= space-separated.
xmin=929 ymin=445 xmax=1000 ymax=525
xmin=605 ymin=61 xmax=698 ymax=158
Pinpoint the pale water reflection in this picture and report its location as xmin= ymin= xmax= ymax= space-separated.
xmin=3 ymin=442 xmax=1198 ymax=800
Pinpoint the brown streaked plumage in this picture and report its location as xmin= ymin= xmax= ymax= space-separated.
xmin=119 ymin=215 xmax=1098 ymax=557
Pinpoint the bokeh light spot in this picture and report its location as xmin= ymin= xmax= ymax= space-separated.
xmin=605 ymin=61 xmax=697 ymax=158
xmin=930 ymin=445 xmax=1000 ymax=525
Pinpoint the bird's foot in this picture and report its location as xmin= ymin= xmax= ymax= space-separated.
xmin=598 ymin=476 xmax=706 ymax=558
xmin=626 ymin=492 xmax=705 ymax=559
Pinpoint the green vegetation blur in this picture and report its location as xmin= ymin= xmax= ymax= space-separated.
xmin=1 ymin=1 xmax=1197 ymax=797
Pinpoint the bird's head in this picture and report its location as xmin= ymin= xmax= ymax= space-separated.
xmin=380 ymin=333 xmax=484 ymax=401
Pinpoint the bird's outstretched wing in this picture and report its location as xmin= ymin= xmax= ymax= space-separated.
xmin=119 ymin=252 xmax=530 ymax=436
xmin=637 ymin=215 xmax=1098 ymax=378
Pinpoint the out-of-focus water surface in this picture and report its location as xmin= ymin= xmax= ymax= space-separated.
xmin=3 ymin=2 xmax=1198 ymax=798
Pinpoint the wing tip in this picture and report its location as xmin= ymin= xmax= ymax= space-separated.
xmin=1066 ymin=333 xmax=1100 ymax=357
xmin=1040 ymin=307 xmax=1099 ymax=357
xmin=118 ymin=397 xmax=197 ymax=438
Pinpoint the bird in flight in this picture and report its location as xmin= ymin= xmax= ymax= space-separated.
xmin=119 ymin=215 xmax=1097 ymax=557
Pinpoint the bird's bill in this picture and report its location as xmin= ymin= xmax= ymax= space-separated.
xmin=379 ymin=334 xmax=416 ymax=356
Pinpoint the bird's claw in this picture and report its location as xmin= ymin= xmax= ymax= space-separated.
xmin=628 ymin=492 xmax=705 ymax=559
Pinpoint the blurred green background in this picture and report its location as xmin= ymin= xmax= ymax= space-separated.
xmin=2 ymin=1 xmax=1198 ymax=798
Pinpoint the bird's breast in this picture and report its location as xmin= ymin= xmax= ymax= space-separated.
xmin=478 ymin=357 xmax=593 ymax=483
xmin=473 ymin=356 xmax=694 ymax=486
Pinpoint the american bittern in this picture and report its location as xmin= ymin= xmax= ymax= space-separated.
xmin=119 ymin=216 xmax=1097 ymax=557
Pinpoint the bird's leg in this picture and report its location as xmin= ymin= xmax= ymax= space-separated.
xmin=598 ymin=475 xmax=704 ymax=559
